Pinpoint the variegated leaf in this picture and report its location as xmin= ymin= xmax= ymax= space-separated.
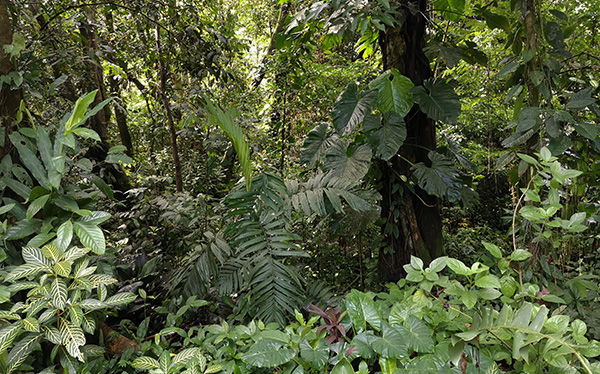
xmin=44 ymin=327 xmax=61 ymax=344
xmin=0 ymin=323 xmax=21 ymax=356
xmin=50 ymin=278 xmax=67 ymax=310
xmin=104 ymin=292 xmax=136 ymax=307
xmin=63 ymin=247 xmax=89 ymax=262
xmin=60 ymin=320 xmax=85 ymax=346
xmin=205 ymin=363 xmax=224 ymax=374
xmin=26 ymin=298 xmax=49 ymax=317
xmin=74 ymin=221 xmax=105 ymax=255
xmin=8 ymin=281 xmax=38 ymax=292
xmin=88 ymin=274 xmax=117 ymax=288
xmin=0 ymin=311 xmax=21 ymax=321
xmin=82 ymin=315 xmax=96 ymax=334
xmin=159 ymin=350 xmax=171 ymax=373
xmin=97 ymin=284 xmax=107 ymax=302
xmin=53 ymin=261 xmax=72 ymax=277
xmin=72 ymin=258 xmax=89 ymax=278
xmin=70 ymin=289 xmax=81 ymax=304
xmin=21 ymin=317 xmax=40 ymax=332
xmin=79 ymin=299 xmax=107 ymax=310
xmin=73 ymin=278 xmax=92 ymax=292
xmin=69 ymin=306 xmax=84 ymax=327
xmin=171 ymin=348 xmax=201 ymax=369
xmin=77 ymin=266 xmax=97 ymax=279
xmin=41 ymin=244 xmax=62 ymax=263
xmin=5 ymin=263 xmax=50 ymax=282
xmin=22 ymin=246 xmax=50 ymax=266
xmin=81 ymin=344 xmax=105 ymax=357
xmin=132 ymin=356 xmax=161 ymax=370
xmin=66 ymin=340 xmax=84 ymax=362
xmin=6 ymin=333 xmax=42 ymax=372
xmin=10 ymin=302 xmax=25 ymax=313
xmin=38 ymin=308 xmax=57 ymax=324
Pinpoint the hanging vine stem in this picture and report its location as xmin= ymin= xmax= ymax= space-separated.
xmin=512 ymin=176 xmax=534 ymax=253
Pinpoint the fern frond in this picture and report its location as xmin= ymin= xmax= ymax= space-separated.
xmin=287 ymin=171 xmax=379 ymax=216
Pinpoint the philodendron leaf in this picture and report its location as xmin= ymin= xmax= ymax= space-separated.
xmin=324 ymin=139 xmax=372 ymax=181
xmin=371 ymin=323 xmax=408 ymax=358
xmin=332 ymin=83 xmax=378 ymax=136
xmin=74 ymin=221 xmax=105 ymax=255
xmin=346 ymin=289 xmax=382 ymax=332
xmin=411 ymin=151 xmax=463 ymax=202
xmin=301 ymin=122 xmax=336 ymax=168
xmin=403 ymin=316 xmax=434 ymax=352
xmin=242 ymin=340 xmax=296 ymax=367
xmin=369 ymin=69 xmax=414 ymax=117
xmin=366 ymin=112 xmax=407 ymax=161
xmin=411 ymin=78 xmax=461 ymax=124
xmin=331 ymin=358 xmax=355 ymax=374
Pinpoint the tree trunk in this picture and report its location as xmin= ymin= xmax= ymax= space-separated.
xmin=79 ymin=9 xmax=131 ymax=195
xmin=155 ymin=25 xmax=183 ymax=192
xmin=377 ymin=0 xmax=444 ymax=282
xmin=105 ymin=11 xmax=134 ymax=157
xmin=0 ymin=0 xmax=22 ymax=160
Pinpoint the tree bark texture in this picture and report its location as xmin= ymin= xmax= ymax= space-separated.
xmin=155 ymin=25 xmax=183 ymax=192
xmin=0 ymin=0 xmax=22 ymax=160
xmin=376 ymin=0 xmax=444 ymax=282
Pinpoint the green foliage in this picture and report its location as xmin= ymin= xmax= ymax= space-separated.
xmin=0 ymin=95 xmax=136 ymax=372
xmin=131 ymin=247 xmax=600 ymax=374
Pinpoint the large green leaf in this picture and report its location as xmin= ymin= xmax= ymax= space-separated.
xmin=404 ymin=316 xmax=434 ymax=352
xmin=9 ymin=132 xmax=50 ymax=189
xmin=56 ymin=220 xmax=73 ymax=252
xmin=371 ymin=323 xmax=409 ymax=358
xmin=74 ymin=221 xmax=105 ymax=254
xmin=332 ymin=83 xmax=378 ymax=136
xmin=411 ymin=151 xmax=463 ymax=202
xmin=324 ymin=139 xmax=372 ymax=181
xmin=26 ymin=194 xmax=49 ymax=221
xmin=242 ymin=340 xmax=296 ymax=367
xmin=411 ymin=78 xmax=461 ymax=124
xmin=65 ymin=90 xmax=98 ymax=132
xmin=331 ymin=358 xmax=355 ymax=374
xmin=366 ymin=111 xmax=406 ymax=161
xmin=299 ymin=339 xmax=329 ymax=367
xmin=345 ymin=289 xmax=382 ymax=332
xmin=205 ymin=97 xmax=252 ymax=191
xmin=567 ymin=87 xmax=596 ymax=110
xmin=300 ymin=122 xmax=335 ymax=167
xmin=369 ymin=69 xmax=414 ymax=117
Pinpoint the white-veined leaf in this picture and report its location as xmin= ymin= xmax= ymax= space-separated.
xmin=53 ymin=261 xmax=72 ymax=277
xmin=51 ymin=278 xmax=67 ymax=310
xmin=22 ymin=246 xmax=49 ymax=266
xmin=0 ymin=323 xmax=21 ymax=356
xmin=132 ymin=356 xmax=161 ymax=370
xmin=6 ymin=333 xmax=42 ymax=371
xmin=74 ymin=221 xmax=105 ymax=255
xmin=103 ymin=292 xmax=136 ymax=306
xmin=5 ymin=263 xmax=50 ymax=282
xmin=79 ymin=299 xmax=107 ymax=310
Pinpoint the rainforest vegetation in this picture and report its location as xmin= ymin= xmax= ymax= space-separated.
xmin=1 ymin=0 xmax=600 ymax=372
